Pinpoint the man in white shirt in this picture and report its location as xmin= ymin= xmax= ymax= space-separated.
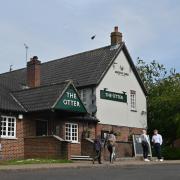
xmin=152 ymin=129 xmax=163 ymax=161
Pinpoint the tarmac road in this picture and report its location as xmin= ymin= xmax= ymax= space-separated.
xmin=0 ymin=164 xmax=179 ymax=180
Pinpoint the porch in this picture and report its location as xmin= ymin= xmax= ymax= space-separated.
xmin=24 ymin=134 xmax=133 ymax=161
xmin=22 ymin=110 xmax=98 ymax=160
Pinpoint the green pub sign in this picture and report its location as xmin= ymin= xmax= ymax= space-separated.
xmin=55 ymin=85 xmax=87 ymax=113
xmin=100 ymin=89 xmax=127 ymax=103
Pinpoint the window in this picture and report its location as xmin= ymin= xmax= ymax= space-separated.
xmin=80 ymin=89 xmax=87 ymax=105
xmin=130 ymin=90 xmax=136 ymax=111
xmin=0 ymin=116 xmax=16 ymax=138
xmin=65 ymin=123 xmax=78 ymax=143
xmin=101 ymin=130 xmax=109 ymax=140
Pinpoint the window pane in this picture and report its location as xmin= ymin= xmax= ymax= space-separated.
xmin=65 ymin=123 xmax=78 ymax=142
xmin=130 ymin=91 xmax=136 ymax=110
xmin=0 ymin=116 xmax=16 ymax=138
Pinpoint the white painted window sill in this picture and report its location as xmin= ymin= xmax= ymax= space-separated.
xmin=66 ymin=141 xmax=80 ymax=144
xmin=0 ymin=137 xmax=17 ymax=140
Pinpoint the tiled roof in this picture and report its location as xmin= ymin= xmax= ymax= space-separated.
xmin=12 ymin=82 xmax=68 ymax=112
xmin=0 ymin=85 xmax=25 ymax=112
xmin=0 ymin=43 xmax=147 ymax=112
xmin=0 ymin=44 xmax=122 ymax=92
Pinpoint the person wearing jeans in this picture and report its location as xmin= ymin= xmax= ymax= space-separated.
xmin=93 ymin=138 xmax=102 ymax=164
xmin=140 ymin=130 xmax=150 ymax=162
xmin=152 ymin=129 xmax=163 ymax=161
xmin=105 ymin=131 xmax=116 ymax=163
xmin=107 ymin=144 xmax=115 ymax=163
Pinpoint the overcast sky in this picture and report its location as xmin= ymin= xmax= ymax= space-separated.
xmin=0 ymin=0 xmax=179 ymax=74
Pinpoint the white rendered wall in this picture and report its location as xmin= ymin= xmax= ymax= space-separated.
xmin=96 ymin=50 xmax=147 ymax=128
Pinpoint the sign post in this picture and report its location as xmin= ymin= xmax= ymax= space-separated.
xmin=133 ymin=134 xmax=152 ymax=157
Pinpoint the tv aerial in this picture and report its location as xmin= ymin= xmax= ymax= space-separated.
xmin=24 ymin=43 xmax=29 ymax=63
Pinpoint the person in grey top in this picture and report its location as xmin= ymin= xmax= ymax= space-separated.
xmin=104 ymin=131 xmax=116 ymax=163
xmin=140 ymin=129 xmax=150 ymax=161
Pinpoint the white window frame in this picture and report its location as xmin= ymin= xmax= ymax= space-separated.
xmin=65 ymin=123 xmax=78 ymax=143
xmin=0 ymin=116 xmax=16 ymax=139
xmin=130 ymin=90 xmax=137 ymax=111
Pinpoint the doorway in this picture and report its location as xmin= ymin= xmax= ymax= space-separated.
xmin=36 ymin=120 xmax=48 ymax=136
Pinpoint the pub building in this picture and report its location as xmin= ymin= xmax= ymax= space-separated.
xmin=0 ymin=27 xmax=147 ymax=160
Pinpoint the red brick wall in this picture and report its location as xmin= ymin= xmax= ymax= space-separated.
xmin=61 ymin=141 xmax=71 ymax=160
xmin=81 ymin=139 xmax=96 ymax=157
xmin=81 ymin=139 xmax=133 ymax=160
xmin=70 ymin=143 xmax=81 ymax=155
xmin=102 ymin=142 xmax=133 ymax=160
xmin=80 ymin=123 xmax=142 ymax=160
xmin=0 ymin=115 xmax=37 ymax=160
xmin=55 ymin=120 xmax=96 ymax=141
xmin=24 ymin=136 xmax=71 ymax=159
xmin=22 ymin=117 xmax=97 ymax=157
xmin=54 ymin=119 xmax=97 ymax=155
xmin=27 ymin=57 xmax=41 ymax=88
xmin=0 ymin=113 xmax=142 ymax=160
xmin=96 ymin=123 xmax=143 ymax=141
xmin=0 ymin=118 xmax=24 ymax=160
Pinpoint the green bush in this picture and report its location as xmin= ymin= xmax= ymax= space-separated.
xmin=161 ymin=146 xmax=180 ymax=160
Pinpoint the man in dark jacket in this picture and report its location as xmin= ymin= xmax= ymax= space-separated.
xmin=92 ymin=138 xmax=102 ymax=164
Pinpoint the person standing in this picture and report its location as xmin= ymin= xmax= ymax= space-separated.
xmin=152 ymin=129 xmax=163 ymax=161
xmin=140 ymin=129 xmax=150 ymax=162
xmin=92 ymin=138 xmax=102 ymax=164
xmin=105 ymin=131 xmax=116 ymax=163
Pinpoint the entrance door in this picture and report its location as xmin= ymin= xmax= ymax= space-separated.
xmin=36 ymin=120 xmax=48 ymax=136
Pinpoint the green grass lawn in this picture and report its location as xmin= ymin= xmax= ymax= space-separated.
xmin=0 ymin=158 xmax=73 ymax=165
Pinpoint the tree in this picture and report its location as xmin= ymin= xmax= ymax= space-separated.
xmin=136 ymin=58 xmax=180 ymax=146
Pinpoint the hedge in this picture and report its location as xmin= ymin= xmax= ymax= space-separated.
xmin=161 ymin=147 xmax=180 ymax=160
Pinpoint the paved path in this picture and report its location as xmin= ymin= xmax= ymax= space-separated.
xmin=0 ymin=163 xmax=180 ymax=180
xmin=0 ymin=160 xmax=180 ymax=170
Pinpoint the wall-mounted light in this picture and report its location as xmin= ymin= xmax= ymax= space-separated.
xmin=141 ymin=110 xmax=147 ymax=115
xmin=18 ymin=114 xmax=23 ymax=120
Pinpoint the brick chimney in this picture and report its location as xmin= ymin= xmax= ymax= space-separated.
xmin=111 ymin=26 xmax=122 ymax=45
xmin=27 ymin=56 xmax=41 ymax=88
